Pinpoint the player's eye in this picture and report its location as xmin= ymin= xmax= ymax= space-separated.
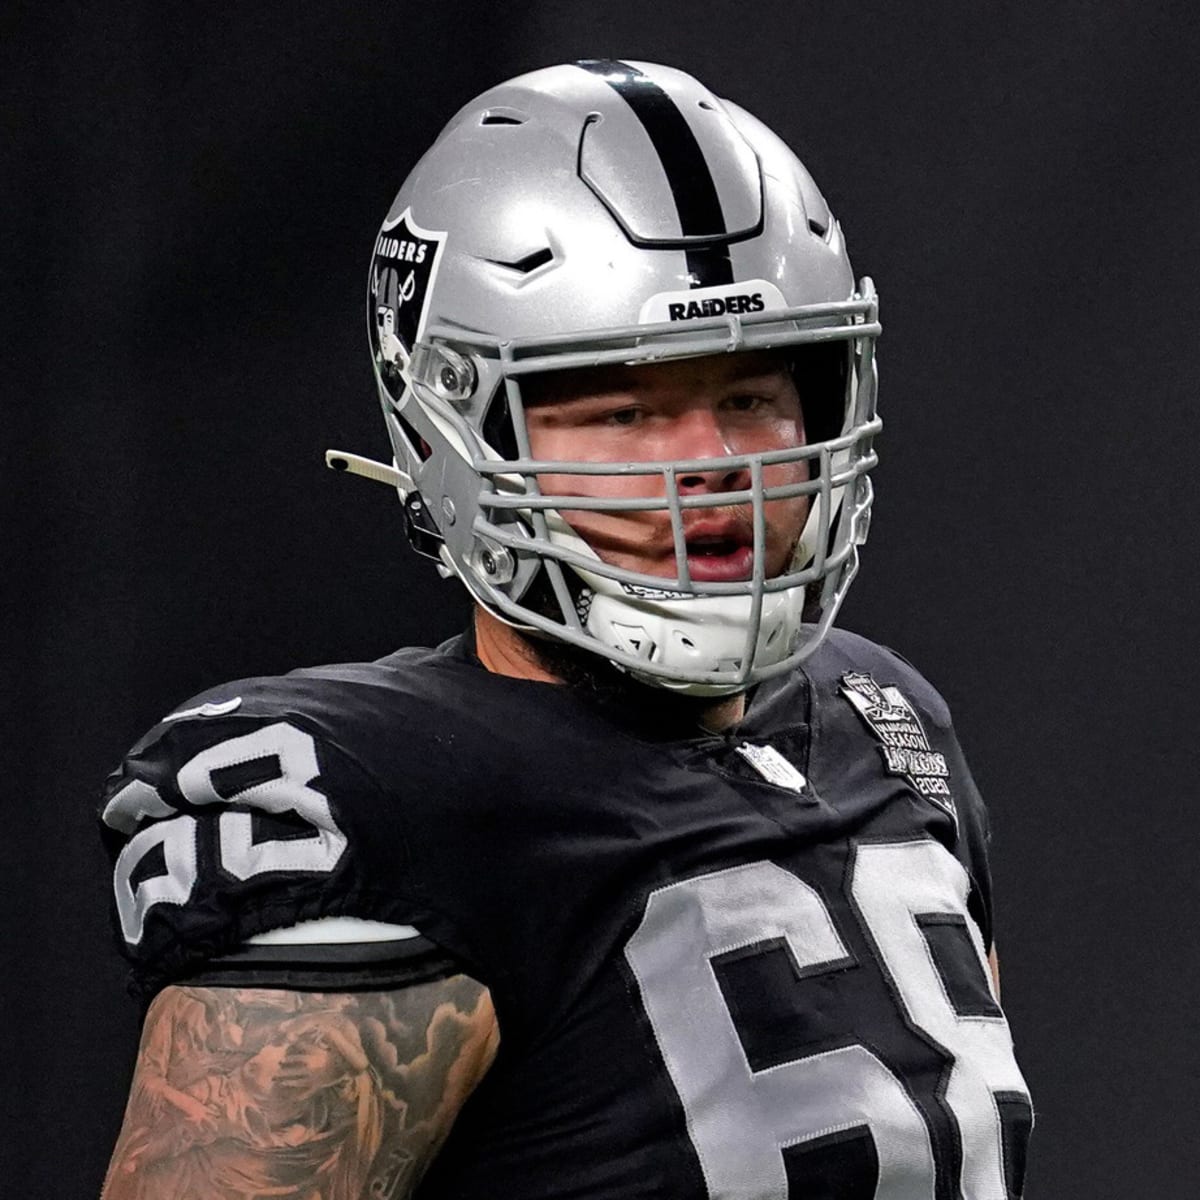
xmin=606 ymin=407 xmax=643 ymax=426
xmin=724 ymin=394 xmax=767 ymax=413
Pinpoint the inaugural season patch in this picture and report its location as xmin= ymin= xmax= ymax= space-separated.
xmin=840 ymin=672 xmax=956 ymax=822
xmin=368 ymin=208 xmax=447 ymax=401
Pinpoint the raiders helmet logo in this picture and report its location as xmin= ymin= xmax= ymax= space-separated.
xmin=368 ymin=208 xmax=448 ymax=400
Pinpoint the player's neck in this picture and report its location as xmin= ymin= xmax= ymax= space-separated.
xmin=695 ymin=692 xmax=746 ymax=734
xmin=474 ymin=606 xmax=562 ymax=684
xmin=473 ymin=606 xmax=746 ymax=733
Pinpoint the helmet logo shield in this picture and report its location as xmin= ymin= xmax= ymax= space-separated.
xmin=369 ymin=208 xmax=448 ymax=400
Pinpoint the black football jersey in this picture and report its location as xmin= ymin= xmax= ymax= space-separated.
xmin=100 ymin=628 xmax=1032 ymax=1199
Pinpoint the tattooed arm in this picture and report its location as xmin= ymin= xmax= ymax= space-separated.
xmin=101 ymin=976 xmax=498 ymax=1200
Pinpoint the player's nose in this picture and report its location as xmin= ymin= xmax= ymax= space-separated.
xmin=671 ymin=407 xmax=752 ymax=495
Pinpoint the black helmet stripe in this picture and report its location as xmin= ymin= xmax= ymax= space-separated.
xmin=576 ymin=59 xmax=735 ymax=288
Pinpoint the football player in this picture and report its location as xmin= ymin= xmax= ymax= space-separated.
xmin=100 ymin=61 xmax=1032 ymax=1199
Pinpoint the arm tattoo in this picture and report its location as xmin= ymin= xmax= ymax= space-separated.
xmin=102 ymin=976 xmax=498 ymax=1200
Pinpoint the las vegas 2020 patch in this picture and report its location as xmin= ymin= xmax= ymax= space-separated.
xmin=840 ymin=672 xmax=957 ymax=824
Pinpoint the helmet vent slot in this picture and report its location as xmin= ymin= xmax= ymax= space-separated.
xmin=488 ymin=246 xmax=554 ymax=274
xmin=808 ymin=217 xmax=829 ymax=238
xmin=481 ymin=110 xmax=526 ymax=126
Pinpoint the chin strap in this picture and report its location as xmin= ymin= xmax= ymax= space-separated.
xmin=324 ymin=449 xmax=414 ymax=497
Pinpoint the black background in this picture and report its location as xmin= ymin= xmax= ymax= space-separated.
xmin=5 ymin=2 xmax=1198 ymax=1196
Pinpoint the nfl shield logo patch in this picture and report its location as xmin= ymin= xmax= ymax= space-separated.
xmin=368 ymin=208 xmax=448 ymax=400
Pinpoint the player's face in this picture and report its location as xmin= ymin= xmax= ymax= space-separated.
xmin=523 ymin=351 xmax=808 ymax=583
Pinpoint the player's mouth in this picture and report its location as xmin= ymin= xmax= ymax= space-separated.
xmin=683 ymin=524 xmax=756 ymax=582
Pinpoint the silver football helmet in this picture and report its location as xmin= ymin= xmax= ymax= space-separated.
xmin=334 ymin=60 xmax=881 ymax=695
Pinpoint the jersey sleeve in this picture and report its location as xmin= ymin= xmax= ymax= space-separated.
xmin=99 ymin=683 xmax=463 ymax=1001
xmin=871 ymin=641 xmax=997 ymax=951
xmin=935 ymin=721 xmax=995 ymax=951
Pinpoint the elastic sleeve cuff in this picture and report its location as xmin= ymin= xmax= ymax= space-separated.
xmin=176 ymin=934 xmax=464 ymax=992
